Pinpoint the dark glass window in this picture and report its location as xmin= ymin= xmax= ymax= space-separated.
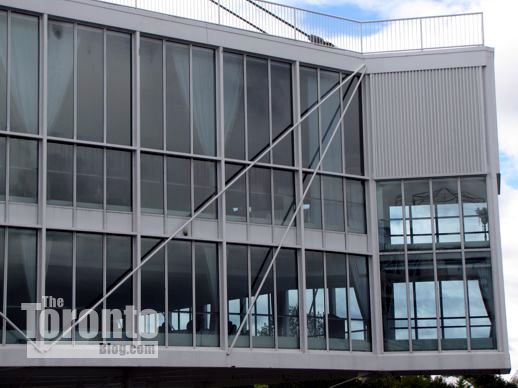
xmin=9 ymin=139 xmax=38 ymax=203
xmin=349 ymin=255 xmax=371 ymax=351
xmin=227 ymin=244 xmax=249 ymax=347
xmin=377 ymin=181 xmax=404 ymax=251
xmin=77 ymin=26 xmax=103 ymax=142
xmin=192 ymin=47 xmax=216 ymax=156
xmin=167 ymin=156 xmax=191 ymax=217
xmin=405 ymin=180 xmax=432 ymax=250
xmin=193 ymin=159 xmax=217 ymax=219
xmin=195 ymin=242 xmax=219 ymax=347
xmin=0 ymin=137 xmax=5 ymax=200
xmin=168 ymin=240 xmax=192 ymax=346
xmin=300 ymin=66 xmax=319 ymax=169
xmin=305 ymin=251 xmax=326 ymax=349
xmin=106 ymin=149 xmax=132 ymax=211
xmin=76 ymin=146 xmax=103 ymax=209
xmin=271 ymin=61 xmax=293 ymax=166
xmin=0 ymin=12 xmax=6 ymax=130
xmin=47 ymin=142 xmax=73 ymax=206
xmin=461 ymin=177 xmax=489 ymax=247
xmin=322 ymin=175 xmax=344 ymax=232
xmin=249 ymin=167 xmax=271 ymax=224
xmin=327 ymin=253 xmax=348 ymax=350
xmin=303 ymin=174 xmax=322 ymax=229
xmin=106 ymin=31 xmax=132 ymax=146
xmin=225 ymin=163 xmax=247 ymax=222
xmin=10 ymin=14 xmax=38 ymax=134
xmin=140 ymin=38 xmax=163 ymax=150
xmin=141 ymin=153 xmax=164 ymax=214
xmin=343 ymin=76 xmax=363 ymax=175
xmin=48 ymin=21 xmax=74 ymax=139
xmin=320 ymin=70 xmax=342 ymax=173
xmin=276 ymin=249 xmax=298 ymax=349
xmin=347 ymin=179 xmax=366 ymax=234
xmin=224 ymin=52 xmax=245 ymax=160
xmin=273 ymin=169 xmax=295 ymax=226
xmin=433 ymin=179 xmax=460 ymax=249
xmin=166 ymin=42 xmax=190 ymax=153
xmin=247 ymin=57 xmax=269 ymax=162
xmin=0 ymin=228 xmax=3 ymax=316
xmin=6 ymin=228 xmax=37 ymax=343
xmin=250 ymin=246 xmax=274 ymax=348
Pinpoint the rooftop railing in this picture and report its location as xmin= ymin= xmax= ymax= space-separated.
xmin=97 ymin=0 xmax=484 ymax=53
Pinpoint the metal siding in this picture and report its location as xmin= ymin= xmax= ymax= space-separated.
xmin=370 ymin=67 xmax=487 ymax=178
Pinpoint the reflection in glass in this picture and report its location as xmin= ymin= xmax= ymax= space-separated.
xmin=306 ymin=251 xmax=325 ymax=349
xmin=141 ymin=153 xmax=164 ymax=214
xmin=0 ymin=228 xmax=3 ymax=315
xmin=433 ymin=179 xmax=460 ymax=249
xmin=10 ymin=14 xmax=38 ymax=134
xmin=326 ymin=253 xmax=348 ymax=350
xmin=377 ymin=181 xmax=404 ymax=251
xmin=276 ymin=249 xmax=298 ymax=349
xmin=167 ymin=157 xmax=191 ymax=217
xmin=224 ymin=52 xmax=245 ymax=160
xmin=226 ymin=164 xmax=247 ymax=222
xmin=247 ymin=57 xmax=269 ymax=162
xmin=227 ymin=244 xmax=249 ymax=347
xmin=107 ymin=31 xmax=132 ymax=145
xmin=323 ymin=175 xmax=344 ymax=232
xmin=9 ymin=139 xmax=38 ymax=203
xmin=343 ymin=76 xmax=363 ymax=175
xmin=347 ymin=179 xmax=366 ymax=234
xmin=193 ymin=159 xmax=217 ymax=219
xmin=192 ymin=47 xmax=216 ymax=156
xmin=48 ymin=21 xmax=74 ymax=138
xmin=349 ymin=255 xmax=370 ymax=351
xmin=461 ymin=177 xmax=489 ymax=247
xmin=47 ymin=142 xmax=73 ymax=206
xmin=77 ymin=26 xmax=103 ymax=142
xmin=249 ymin=167 xmax=271 ymax=224
xmin=405 ymin=180 xmax=432 ymax=250
xmin=76 ymin=146 xmax=103 ymax=209
xmin=300 ymin=66 xmax=319 ymax=169
xmin=0 ymin=12 xmax=6 ymax=130
xmin=0 ymin=137 xmax=4 ymax=200
xmin=303 ymin=174 xmax=322 ymax=229
xmin=273 ymin=170 xmax=295 ymax=226
xmin=251 ymin=246 xmax=274 ymax=348
xmin=167 ymin=42 xmax=190 ymax=153
xmin=320 ymin=70 xmax=342 ymax=173
xmin=271 ymin=61 xmax=293 ymax=166
xmin=107 ymin=149 xmax=132 ymax=211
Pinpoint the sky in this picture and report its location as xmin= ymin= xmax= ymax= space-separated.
xmin=275 ymin=0 xmax=518 ymax=375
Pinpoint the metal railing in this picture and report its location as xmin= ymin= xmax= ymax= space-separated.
xmin=97 ymin=0 xmax=484 ymax=53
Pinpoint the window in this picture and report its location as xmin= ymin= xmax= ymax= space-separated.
xmin=10 ymin=14 xmax=38 ymax=134
xmin=0 ymin=228 xmax=3 ymax=317
xmin=0 ymin=137 xmax=5 ymax=200
xmin=47 ymin=142 xmax=73 ymax=206
xmin=76 ymin=146 xmax=103 ymax=209
xmin=250 ymin=246 xmax=274 ymax=348
xmin=106 ymin=149 xmax=132 ymax=211
xmin=167 ymin=156 xmax=191 ymax=217
xmin=9 ymin=138 xmax=38 ymax=203
xmin=322 ymin=175 xmax=344 ymax=232
xmin=405 ymin=180 xmax=432 ymax=250
xmin=305 ymin=251 xmax=325 ymax=349
xmin=271 ymin=61 xmax=293 ymax=166
xmin=247 ymin=57 xmax=269 ymax=162
xmin=0 ymin=12 xmax=6 ymax=130
xmin=275 ymin=248 xmax=298 ymax=349
xmin=303 ymin=174 xmax=322 ymax=229
xmin=227 ymin=244 xmax=249 ymax=347
xmin=77 ymin=26 xmax=103 ymax=142
xmin=462 ymin=177 xmax=489 ymax=247
xmin=192 ymin=47 xmax=216 ymax=156
xmin=300 ymin=66 xmax=319 ymax=169
xmin=273 ymin=169 xmax=295 ymax=226
xmin=140 ymin=38 xmax=163 ymax=150
xmin=349 ymin=255 xmax=370 ymax=350
xmin=193 ymin=159 xmax=217 ymax=219
xmin=224 ymin=53 xmax=245 ymax=160
xmin=320 ymin=70 xmax=342 ymax=173
xmin=249 ymin=167 xmax=271 ymax=224
xmin=433 ymin=179 xmax=460 ymax=248
xmin=48 ymin=21 xmax=74 ymax=138
xmin=377 ymin=182 xmax=404 ymax=251
xmin=347 ymin=179 xmax=366 ymax=234
xmin=343 ymin=76 xmax=363 ymax=175
xmin=141 ymin=153 xmax=164 ymax=214
xmin=166 ymin=42 xmax=190 ymax=153
xmin=326 ymin=253 xmax=348 ymax=350
xmin=225 ymin=164 xmax=247 ymax=222
xmin=106 ymin=31 xmax=132 ymax=146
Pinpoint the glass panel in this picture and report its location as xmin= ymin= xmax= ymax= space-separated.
xmin=193 ymin=159 xmax=217 ymax=219
xmin=247 ymin=57 xmax=269 ymax=162
xmin=303 ymin=174 xmax=322 ymax=229
xmin=141 ymin=238 xmax=166 ymax=345
xmin=326 ymin=253 xmax=348 ymax=350
xmin=271 ymin=61 xmax=293 ymax=166
xmin=77 ymin=26 xmax=103 ymax=142
xmin=349 ymin=255 xmax=370 ymax=351
xmin=76 ymin=146 xmax=103 ymax=209
xmin=305 ymin=251 xmax=326 ymax=349
xmin=167 ymin=156 xmax=191 ymax=217
xmin=6 ymin=228 xmax=37 ymax=343
xmin=300 ymin=66 xmax=319 ymax=169
xmin=322 ymin=175 xmax=344 ymax=232
xmin=106 ymin=31 xmax=132 ymax=146
xmin=106 ymin=149 xmax=132 ymax=211
xmin=250 ymin=246 xmax=274 ymax=348
xmin=347 ymin=179 xmax=366 ymax=234
xmin=225 ymin=163 xmax=246 ymax=222
xmin=106 ymin=235 xmax=132 ymax=341
xmin=273 ymin=169 xmax=295 ymax=226
xmin=166 ymin=42 xmax=190 ymax=153
xmin=9 ymin=138 xmax=38 ymax=203
xmin=377 ymin=181 xmax=404 ymax=251
xmin=224 ymin=52 xmax=245 ymax=160
xmin=436 ymin=252 xmax=467 ymax=350
xmin=249 ymin=167 xmax=271 ymax=224
xmin=45 ymin=231 xmax=73 ymax=340
xmin=168 ymin=240 xmax=192 ymax=346
xmin=141 ymin=153 xmax=163 ymax=214
xmin=0 ymin=228 xmax=3 ymax=316
xmin=10 ymin=14 xmax=38 ymax=134
xmin=405 ymin=180 xmax=432 ymax=250
xmin=47 ymin=142 xmax=73 ymax=206
xmin=227 ymin=244 xmax=249 ymax=348
xmin=408 ymin=254 xmax=438 ymax=351
xmin=466 ymin=251 xmax=496 ymax=349
xmin=433 ymin=178 xmax=460 ymax=249
xmin=320 ymin=70 xmax=342 ymax=173
xmin=76 ymin=233 xmax=103 ymax=341
xmin=192 ymin=47 xmax=216 ymax=156
xmin=0 ymin=137 xmax=6 ymax=200
xmin=380 ymin=254 xmax=409 ymax=351
xmin=140 ymin=38 xmax=163 ymax=150
xmin=276 ymin=249 xmax=298 ymax=349
xmin=0 ymin=12 xmax=6 ymax=131
xmin=48 ymin=21 xmax=74 ymax=138
xmin=343 ymin=76 xmax=363 ymax=175
xmin=461 ymin=177 xmax=489 ymax=248
xmin=195 ymin=242 xmax=219 ymax=347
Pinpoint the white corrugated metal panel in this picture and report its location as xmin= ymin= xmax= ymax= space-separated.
xmin=369 ymin=67 xmax=487 ymax=178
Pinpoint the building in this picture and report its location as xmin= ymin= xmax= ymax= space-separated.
xmin=0 ymin=0 xmax=510 ymax=385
